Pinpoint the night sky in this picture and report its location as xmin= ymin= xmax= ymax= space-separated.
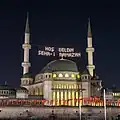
xmin=0 ymin=1 xmax=119 ymax=88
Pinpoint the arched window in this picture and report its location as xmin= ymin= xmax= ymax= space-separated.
xmin=77 ymin=74 xmax=80 ymax=79
xmin=71 ymin=74 xmax=75 ymax=78
xmin=59 ymin=73 xmax=63 ymax=77
xmin=52 ymin=73 xmax=57 ymax=78
xmin=65 ymin=74 xmax=69 ymax=77
xmin=85 ymin=76 xmax=88 ymax=79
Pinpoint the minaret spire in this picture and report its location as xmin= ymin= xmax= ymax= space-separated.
xmin=88 ymin=18 xmax=92 ymax=37
xmin=25 ymin=12 xmax=30 ymax=34
xmin=86 ymin=18 xmax=95 ymax=76
xmin=21 ymin=13 xmax=31 ymax=75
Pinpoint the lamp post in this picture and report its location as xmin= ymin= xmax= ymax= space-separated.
xmin=79 ymin=79 xmax=86 ymax=120
xmin=104 ymin=89 xmax=107 ymax=120
xmin=79 ymin=99 xmax=82 ymax=120
xmin=79 ymin=89 xmax=84 ymax=120
xmin=79 ymin=78 xmax=86 ymax=120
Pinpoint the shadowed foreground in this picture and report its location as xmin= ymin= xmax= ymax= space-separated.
xmin=0 ymin=106 xmax=120 ymax=119
xmin=0 ymin=113 xmax=117 ymax=120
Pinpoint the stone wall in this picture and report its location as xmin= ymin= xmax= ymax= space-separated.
xmin=0 ymin=106 xmax=119 ymax=118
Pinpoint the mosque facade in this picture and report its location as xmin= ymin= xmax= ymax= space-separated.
xmin=20 ymin=14 xmax=103 ymax=106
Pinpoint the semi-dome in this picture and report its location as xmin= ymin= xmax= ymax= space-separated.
xmin=40 ymin=59 xmax=78 ymax=73
xmin=16 ymin=87 xmax=28 ymax=91
xmin=82 ymin=69 xmax=90 ymax=75
xmin=16 ymin=87 xmax=28 ymax=93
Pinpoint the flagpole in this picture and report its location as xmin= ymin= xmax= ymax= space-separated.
xmin=104 ymin=89 xmax=107 ymax=120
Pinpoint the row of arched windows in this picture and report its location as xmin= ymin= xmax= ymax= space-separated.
xmin=38 ymin=73 xmax=80 ymax=80
xmin=52 ymin=84 xmax=81 ymax=89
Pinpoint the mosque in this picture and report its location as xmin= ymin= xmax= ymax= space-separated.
xmin=19 ymin=14 xmax=103 ymax=107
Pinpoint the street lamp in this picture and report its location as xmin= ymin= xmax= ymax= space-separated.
xmin=79 ymin=99 xmax=82 ymax=120
xmin=79 ymin=89 xmax=85 ymax=120
xmin=103 ymin=89 xmax=107 ymax=120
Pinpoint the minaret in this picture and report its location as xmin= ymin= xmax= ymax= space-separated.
xmin=22 ymin=13 xmax=31 ymax=75
xmin=86 ymin=19 xmax=95 ymax=77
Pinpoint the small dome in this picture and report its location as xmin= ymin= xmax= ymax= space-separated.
xmin=40 ymin=59 xmax=78 ymax=73
xmin=82 ymin=69 xmax=90 ymax=75
xmin=22 ymin=73 xmax=33 ymax=78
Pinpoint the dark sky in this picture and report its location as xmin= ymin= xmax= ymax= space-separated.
xmin=0 ymin=1 xmax=119 ymax=88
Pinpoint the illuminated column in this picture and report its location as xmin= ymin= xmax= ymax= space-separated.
xmin=22 ymin=13 xmax=31 ymax=75
xmin=57 ymin=90 xmax=59 ymax=106
xmin=64 ymin=91 xmax=66 ymax=105
xmin=61 ymin=91 xmax=63 ymax=105
xmin=68 ymin=85 xmax=72 ymax=106
xmin=52 ymin=91 xmax=56 ymax=105
xmin=66 ymin=84 xmax=69 ymax=105
xmin=72 ymin=91 xmax=75 ymax=106
xmin=86 ymin=19 xmax=95 ymax=76
xmin=68 ymin=90 xmax=71 ymax=106
xmin=76 ymin=91 xmax=78 ymax=106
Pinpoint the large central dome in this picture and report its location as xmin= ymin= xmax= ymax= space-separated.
xmin=40 ymin=59 xmax=78 ymax=73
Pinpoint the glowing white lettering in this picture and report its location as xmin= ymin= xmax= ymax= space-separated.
xmin=45 ymin=47 xmax=54 ymax=52
xmin=58 ymin=48 xmax=74 ymax=52
xmin=38 ymin=50 xmax=52 ymax=56
xmin=38 ymin=46 xmax=81 ymax=58
xmin=59 ymin=53 xmax=81 ymax=57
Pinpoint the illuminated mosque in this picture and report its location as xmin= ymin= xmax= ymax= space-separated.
xmin=20 ymin=14 xmax=103 ymax=106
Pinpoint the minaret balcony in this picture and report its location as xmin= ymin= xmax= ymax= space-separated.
xmin=87 ymin=65 xmax=95 ymax=69
xmin=22 ymin=62 xmax=31 ymax=67
xmin=86 ymin=47 xmax=94 ymax=52
xmin=22 ymin=44 xmax=31 ymax=49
